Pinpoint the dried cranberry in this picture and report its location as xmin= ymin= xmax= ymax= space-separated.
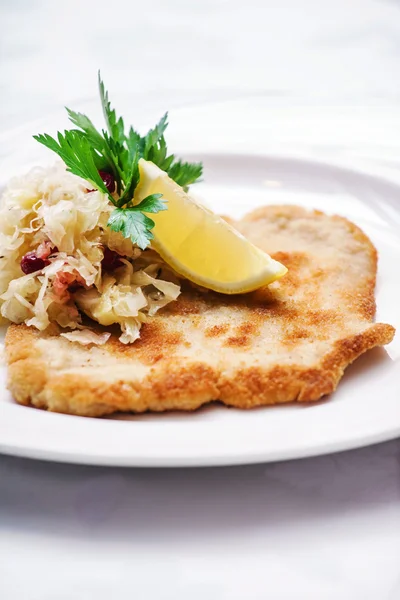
xmin=98 ymin=170 xmax=115 ymax=194
xmin=20 ymin=252 xmax=49 ymax=274
xmin=102 ymin=247 xmax=123 ymax=272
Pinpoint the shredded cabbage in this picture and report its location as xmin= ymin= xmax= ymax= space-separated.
xmin=0 ymin=163 xmax=181 ymax=343
xmin=60 ymin=329 xmax=111 ymax=346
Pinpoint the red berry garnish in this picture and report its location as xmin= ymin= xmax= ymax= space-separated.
xmin=20 ymin=252 xmax=49 ymax=274
xmin=102 ymin=247 xmax=123 ymax=271
xmin=98 ymin=170 xmax=115 ymax=194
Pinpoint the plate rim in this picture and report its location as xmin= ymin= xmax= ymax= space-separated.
xmin=0 ymin=101 xmax=399 ymax=467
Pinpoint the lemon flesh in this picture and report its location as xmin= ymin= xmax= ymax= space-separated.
xmin=134 ymin=159 xmax=287 ymax=294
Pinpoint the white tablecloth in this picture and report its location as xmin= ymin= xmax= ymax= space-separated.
xmin=1 ymin=1 xmax=399 ymax=598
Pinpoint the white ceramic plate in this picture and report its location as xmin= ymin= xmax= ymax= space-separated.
xmin=0 ymin=99 xmax=399 ymax=466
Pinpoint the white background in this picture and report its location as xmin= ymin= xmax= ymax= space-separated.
xmin=1 ymin=1 xmax=400 ymax=598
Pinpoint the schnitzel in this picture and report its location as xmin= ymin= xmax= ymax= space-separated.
xmin=5 ymin=205 xmax=395 ymax=417
xmin=2 ymin=79 xmax=394 ymax=418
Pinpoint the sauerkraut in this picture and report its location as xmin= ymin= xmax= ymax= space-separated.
xmin=0 ymin=163 xmax=181 ymax=343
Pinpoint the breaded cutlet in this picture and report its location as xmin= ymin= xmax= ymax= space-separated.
xmin=5 ymin=206 xmax=395 ymax=416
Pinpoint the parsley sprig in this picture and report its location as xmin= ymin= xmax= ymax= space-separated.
xmin=34 ymin=72 xmax=203 ymax=249
xmin=108 ymin=194 xmax=167 ymax=250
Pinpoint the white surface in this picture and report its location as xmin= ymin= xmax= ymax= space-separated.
xmin=1 ymin=445 xmax=400 ymax=600
xmin=1 ymin=0 xmax=400 ymax=598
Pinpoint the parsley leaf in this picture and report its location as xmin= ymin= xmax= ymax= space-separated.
xmin=65 ymin=108 xmax=105 ymax=152
xmin=140 ymin=113 xmax=203 ymax=187
xmin=168 ymin=159 xmax=203 ymax=188
xmin=142 ymin=113 xmax=168 ymax=159
xmin=134 ymin=193 xmax=167 ymax=213
xmin=116 ymin=148 xmax=140 ymax=207
xmin=107 ymin=194 xmax=166 ymax=250
xmin=65 ymin=108 xmax=118 ymax=178
xmin=34 ymin=131 xmax=112 ymax=199
xmin=107 ymin=209 xmax=155 ymax=250
xmin=34 ymin=72 xmax=203 ymax=248
xmin=98 ymin=72 xmax=125 ymax=145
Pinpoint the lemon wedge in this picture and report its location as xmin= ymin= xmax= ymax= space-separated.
xmin=134 ymin=159 xmax=287 ymax=294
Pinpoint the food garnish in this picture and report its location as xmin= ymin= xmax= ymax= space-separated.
xmin=34 ymin=73 xmax=203 ymax=250
xmin=134 ymin=159 xmax=287 ymax=294
xmin=0 ymin=72 xmax=287 ymax=346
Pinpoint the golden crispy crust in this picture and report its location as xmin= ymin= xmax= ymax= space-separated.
xmin=5 ymin=205 xmax=395 ymax=417
xmin=5 ymin=322 xmax=394 ymax=416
